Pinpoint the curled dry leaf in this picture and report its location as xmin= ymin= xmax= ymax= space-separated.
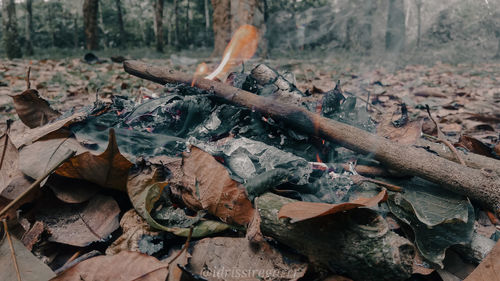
xmin=0 ymin=133 xmax=35 ymax=220
xmin=455 ymin=135 xmax=495 ymax=158
xmin=35 ymin=194 xmax=120 ymax=247
xmin=278 ymin=189 xmax=387 ymax=223
xmin=55 ymin=129 xmax=133 ymax=191
xmin=127 ymin=162 xmax=230 ymax=238
xmin=179 ymin=147 xmax=255 ymax=226
xmin=106 ymin=209 xmax=160 ymax=255
xmin=187 ymin=237 xmax=307 ymax=281
xmin=10 ymin=89 xmax=61 ymax=128
xmin=0 ymin=133 xmax=24 ymax=194
xmin=9 ymin=110 xmax=87 ymax=148
xmin=50 ymin=251 xmax=168 ymax=281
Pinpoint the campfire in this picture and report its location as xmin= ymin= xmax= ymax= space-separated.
xmin=1 ymin=23 xmax=500 ymax=281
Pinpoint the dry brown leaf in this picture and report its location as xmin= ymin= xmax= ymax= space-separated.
xmin=36 ymin=194 xmax=120 ymax=247
xmin=10 ymin=89 xmax=61 ymax=128
xmin=0 ymin=133 xmax=24 ymax=194
xmin=50 ymin=251 xmax=168 ymax=281
xmin=179 ymin=147 xmax=254 ymax=226
xmin=56 ymin=129 xmax=133 ymax=191
xmin=455 ymin=135 xmax=495 ymax=158
xmin=10 ymin=110 xmax=87 ymax=148
xmin=187 ymin=237 xmax=307 ymax=281
xmin=464 ymin=241 xmax=500 ymax=281
xmin=278 ymin=189 xmax=387 ymax=223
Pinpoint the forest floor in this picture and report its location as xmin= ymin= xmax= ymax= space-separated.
xmin=1 ymin=53 xmax=499 ymax=280
xmin=1 ymin=54 xmax=499 ymax=147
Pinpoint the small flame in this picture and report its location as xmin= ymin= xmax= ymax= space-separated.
xmin=192 ymin=62 xmax=208 ymax=86
xmin=316 ymin=153 xmax=323 ymax=163
xmin=205 ymin=25 xmax=259 ymax=81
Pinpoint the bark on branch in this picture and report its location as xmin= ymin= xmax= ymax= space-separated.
xmin=123 ymin=60 xmax=500 ymax=214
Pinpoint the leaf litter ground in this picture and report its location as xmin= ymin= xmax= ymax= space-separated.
xmin=0 ymin=57 xmax=499 ymax=281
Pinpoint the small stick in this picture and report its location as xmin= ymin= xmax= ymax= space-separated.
xmin=2 ymin=219 xmax=22 ymax=281
xmin=0 ymin=120 xmax=13 ymax=170
xmin=0 ymin=150 xmax=76 ymax=219
xmin=168 ymin=227 xmax=193 ymax=266
xmin=425 ymin=105 xmax=465 ymax=166
xmin=25 ymin=67 xmax=31 ymax=89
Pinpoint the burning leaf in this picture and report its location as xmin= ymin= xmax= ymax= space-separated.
xmin=50 ymin=251 xmax=168 ymax=281
xmin=10 ymin=89 xmax=61 ymax=129
xmin=278 ymin=189 xmax=387 ymax=223
xmin=387 ymin=178 xmax=474 ymax=267
xmin=127 ymin=162 xmax=230 ymax=238
xmin=0 ymin=230 xmax=56 ymax=281
xmin=179 ymin=147 xmax=255 ymax=226
xmin=205 ymin=24 xmax=259 ymax=81
xmin=35 ymin=194 xmax=120 ymax=247
xmin=187 ymin=237 xmax=307 ymax=281
xmin=464 ymin=241 xmax=500 ymax=281
xmin=56 ymin=129 xmax=133 ymax=191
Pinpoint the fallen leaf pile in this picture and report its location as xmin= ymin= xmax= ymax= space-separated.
xmin=0 ymin=57 xmax=499 ymax=281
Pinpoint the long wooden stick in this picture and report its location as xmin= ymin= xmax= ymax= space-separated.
xmin=2 ymin=219 xmax=22 ymax=281
xmin=0 ymin=150 xmax=76 ymax=219
xmin=123 ymin=60 xmax=500 ymax=214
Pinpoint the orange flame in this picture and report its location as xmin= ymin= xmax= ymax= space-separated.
xmin=205 ymin=25 xmax=259 ymax=81
xmin=191 ymin=62 xmax=208 ymax=86
xmin=316 ymin=153 xmax=323 ymax=163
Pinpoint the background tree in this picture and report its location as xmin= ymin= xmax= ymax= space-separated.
xmin=83 ymin=0 xmax=99 ymax=50
xmin=25 ymin=0 xmax=34 ymax=55
xmin=211 ymin=0 xmax=231 ymax=56
xmin=2 ymin=0 xmax=22 ymax=58
xmin=385 ymin=0 xmax=406 ymax=52
xmin=154 ymin=0 xmax=164 ymax=52
xmin=115 ymin=0 xmax=125 ymax=47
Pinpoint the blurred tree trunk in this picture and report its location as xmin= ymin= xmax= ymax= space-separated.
xmin=174 ymin=0 xmax=179 ymax=47
xmin=204 ymin=0 xmax=210 ymax=35
xmin=115 ymin=0 xmax=125 ymax=47
xmin=154 ymin=0 xmax=164 ymax=52
xmin=231 ymin=0 xmax=256 ymax=32
xmin=25 ymin=0 xmax=34 ymax=55
xmin=385 ymin=0 xmax=406 ymax=52
xmin=211 ymin=0 xmax=231 ymax=56
xmin=415 ymin=0 xmax=422 ymax=47
xmin=48 ymin=4 xmax=56 ymax=47
xmin=185 ymin=0 xmax=190 ymax=44
xmin=2 ymin=0 xmax=22 ymax=58
xmin=73 ymin=15 xmax=79 ymax=48
xmin=83 ymin=0 xmax=99 ymax=50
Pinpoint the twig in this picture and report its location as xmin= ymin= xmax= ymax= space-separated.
xmin=2 ymin=219 xmax=22 ymax=281
xmin=168 ymin=227 xmax=193 ymax=266
xmin=0 ymin=120 xmax=13 ymax=170
xmin=123 ymin=61 xmax=500 ymax=214
xmin=425 ymin=105 xmax=465 ymax=166
xmin=25 ymin=67 xmax=31 ymax=89
xmin=0 ymin=150 xmax=76 ymax=219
